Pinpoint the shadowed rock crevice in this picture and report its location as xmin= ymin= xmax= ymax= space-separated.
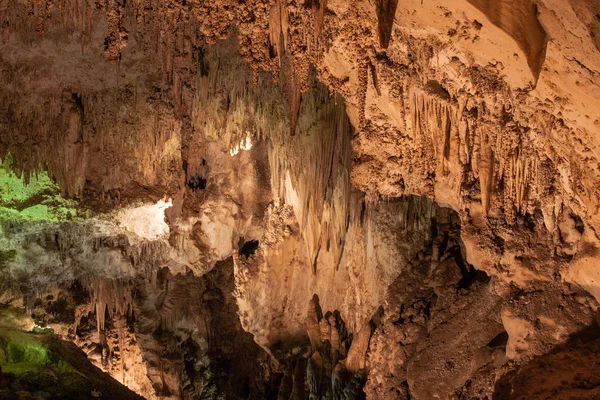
xmin=466 ymin=0 xmax=548 ymax=81
xmin=240 ymin=240 xmax=260 ymax=258
xmin=492 ymin=324 xmax=600 ymax=400
xmin=376 ymin=0 xmax=399 ymax=49
xmin=0 ymin=309 xmax=144 ymax=400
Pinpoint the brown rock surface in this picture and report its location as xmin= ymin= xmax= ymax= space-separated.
xmin=1 ymin=0 xmax=600 ymax=399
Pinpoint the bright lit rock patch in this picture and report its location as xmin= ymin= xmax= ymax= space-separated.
xmin=117 ymin=199 xmax=172 ymax=240
xmin=229 ymin=135 xmax=253 ymax=156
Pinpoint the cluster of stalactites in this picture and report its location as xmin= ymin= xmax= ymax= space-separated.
xmin=269 ymin=83 xmax=359 ymax=273
xmin=89 ymin=278 xmax=133 ymax=335
xmin=81 ymin=277 xmax=136 ymax=385
xmin=407 ymin=85 xmax=538 ymax=221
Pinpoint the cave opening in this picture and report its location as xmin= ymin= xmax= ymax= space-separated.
xmin=187 ymin=173 xmax=207 ymax=191
xmin=239 ymin=239 xmax=259 ymax=258
xmin=487 ymin=331 xmax=509 ymax=349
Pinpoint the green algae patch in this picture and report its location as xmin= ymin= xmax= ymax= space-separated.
xmin=0 ymin=325 xmax=144 ymax=400
xmin=0 ymin=328 xmax=91 ymax=399
xmin=0 ymin=329 xmax=71 ymax=376
xmin=1 ymin=340 xmax=68 ymax=375
xmin=0 ymin=156 xmax=79 ymax=224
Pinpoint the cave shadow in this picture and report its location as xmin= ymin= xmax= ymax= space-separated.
xmin=492 ymin=320 xmax=600 ymax=399
xmin=0 ymin=327 xmax=143 ymax=400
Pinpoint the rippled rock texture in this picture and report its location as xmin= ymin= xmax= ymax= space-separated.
xmin=1 ymin=0 xmax=600 ymax=399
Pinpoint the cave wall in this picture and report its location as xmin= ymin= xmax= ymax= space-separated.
xmin=1 ymin=0 xmax=600 ymax=399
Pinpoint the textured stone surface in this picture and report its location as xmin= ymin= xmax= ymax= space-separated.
xmin=1 ymin=0 xmax=600 ymax=399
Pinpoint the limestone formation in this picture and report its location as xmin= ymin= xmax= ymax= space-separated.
xmin=1 ymin=0 xmax=600 ymax=399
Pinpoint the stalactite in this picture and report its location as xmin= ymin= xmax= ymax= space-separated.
xmin=313 ymin=0 xmax=327 ymax=48
xmin=89 ymin=278 xmax=133 ymax=335
xmin=104 ymin=0 xmax=127 ymax=63
xmin=357 ymin=57 xmax=368 ymax=131
xmin=280 ymin=54 xmax=303 ymax=136
xmin=269 ymin=0 xmax=288 ymax=69
xmin=466 ymin=0 xmax=547 ymax=82
xmin=408 ymin=86 xmax=458 ymax=173
xmin=115 ymin=314 xmax=127 ymax=383
xmin=267 ymin=78 xmax=357 ymax=273
xmin=403 ymin=84 xmax=541 ymax=220
xmin=479 ymin=134 xmax=495 ymax=216
xmin=376 ymin=0 xmax=398 ymax=49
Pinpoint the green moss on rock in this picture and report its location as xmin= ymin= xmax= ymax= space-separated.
xmin=0 ymin=156 xmax=80 ymax=225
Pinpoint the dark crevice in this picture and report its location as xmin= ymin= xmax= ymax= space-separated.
xmin=448 ymin=244 xmax=490 ymax=290
xmin=572 ymin=212 xmax=585 ymax=234
xmin=239 ymin=240 xmax=259 ymax=258
xmin=187 ymin=173 xmax=206 ymax=191
xmin=425 ymin=80 xmax=451 ymax=100
xmin=466 ymin=0 xmax=547 ymax=81
xmin=493 ymin=323 xmax=600 ymax=399
xmin=198 ymin=47 xmax=209 ymax=77
xmin=487 ymin=331 xmax=509 ymax=349
xmin=401 ymin=381 xmax=412 ymax=400
xmin=376 ymin=0 xmax=399 ymax=49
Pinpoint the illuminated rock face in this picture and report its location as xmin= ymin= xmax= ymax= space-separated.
xmin=1 ymin=1 xmax=600 ymax=399
xmin=117 ymin=199 xmax=172 ymax=241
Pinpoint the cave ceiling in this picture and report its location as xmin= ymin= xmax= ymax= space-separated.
xmin=0 ymin=0 xmax=600 ymax=399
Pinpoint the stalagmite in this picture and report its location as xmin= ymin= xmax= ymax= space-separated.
xmin=307 ymin=351 xmax=324 ymax=400
xmin=307 ymin=298 xmax=323 ymax=351
xmin=345 ymin=321 xmax=372 ymax=374
xmin=291 ymin=358 xmax=306 ymax=400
